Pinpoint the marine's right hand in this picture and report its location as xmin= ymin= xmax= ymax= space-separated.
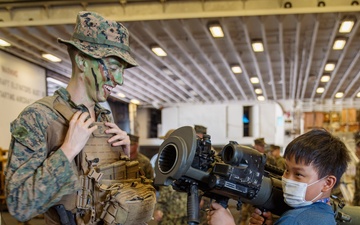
xmin=249 ymin=208 xmax=274 ymax=225
xmin=60 ymin=111 xmax=98 ymax=162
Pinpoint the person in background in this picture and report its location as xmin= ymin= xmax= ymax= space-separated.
xmin=352 ymin=134 xmax=360 ymax=206
xmin=207 ymin=129 xmax=351 ymax=225
xmin=129 ymin=134 xmax=154 ymax=180
xmin=5 ymin=11 xmax=146 ymax=224
xmin=270 ymin=144 xmax=286 ymax=170
xmin=253 ymin=137 xmax=266 ymax=153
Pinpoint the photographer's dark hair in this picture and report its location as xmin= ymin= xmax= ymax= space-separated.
xmin=284 ymin=129 xmax=350 ymax=187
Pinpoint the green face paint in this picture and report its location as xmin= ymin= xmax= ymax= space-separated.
xmin=84 ymin=56 xmax=126 ymax=103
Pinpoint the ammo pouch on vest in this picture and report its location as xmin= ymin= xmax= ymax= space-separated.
xmin=52 ymin=100 xmax=156 ymax=225
xmin=74 ymin=122 xmax=156 ymax=225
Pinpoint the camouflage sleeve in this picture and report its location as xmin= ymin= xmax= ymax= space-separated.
xmin=5 ymin=104 xmax=79 ymax=222
xmin=143 ymin=159 xmax=154 ymax=180
xmin=155 ymin=186 xmax=172 ymax=212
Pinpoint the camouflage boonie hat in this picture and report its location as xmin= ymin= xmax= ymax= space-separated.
xmin=58 ymin=11 xmax=137 ymax=68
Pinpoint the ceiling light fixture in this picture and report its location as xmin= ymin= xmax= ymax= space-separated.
xmin=251 ymin=40 xmax=264 ymax=52
xmin=357 ymin=92 xmax=360 ymax=98
xmin=208 ymin=22 xmax=224 ymax=38
xmin=332 ymin=38 xmax=347 ymax=50
xmin=130 ymin=99 xmax=141 ymax=105
xmin=117 ymin=92 xmax=126 ymax=98
xmin=335 ymin=92 xmax=344 ymax=98
xmin=0 ymin=39 xmax=11 ymax=47
xmin=231 ymin=65 xmax=242 ymax=74
xmin=316 ymin=87 xmax=325 ymax=93
xmin=324 ymin=63 xmax=335 ymax=72
xmin=257 ymin=96 xmax=265 ymax=101
xmin=339 ymin=19 xmax=355 ymax=33
xmin=320 ymin=75 xmax=330 ymax=82
xmin=151 ymin=45 xmax=167 ymax=57
xmin=250 ymin=77 xmax=260 ymax=84
xmin=255 ymin=88 xmax=263 ymax=94
xmin=42 ymin=53 xmax=62 ymax=62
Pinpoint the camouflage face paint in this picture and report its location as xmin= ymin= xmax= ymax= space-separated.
xmin=84 ymin=56 xmax=126 ymax=103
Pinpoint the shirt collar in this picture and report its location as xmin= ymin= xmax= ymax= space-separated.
xmin=55 ymin=87 xmax=111 ymax=121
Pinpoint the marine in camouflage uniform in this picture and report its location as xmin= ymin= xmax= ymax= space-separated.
xmin=155 ymin=185 xmax=188 ymax=225
xmin=129 ymin=134 xmax=154 ymax=180
xmin=352 ymin=139 xmax=360 ymax=206
xmin=270 ymin=145 xmax=286 ymax=170
xmin=5 ymin=11 xmax=139 ymax=224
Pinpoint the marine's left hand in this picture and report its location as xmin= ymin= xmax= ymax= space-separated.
xmin=104 ymin=122 xmax=130 ymax=157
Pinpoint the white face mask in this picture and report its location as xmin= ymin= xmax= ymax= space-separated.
xmin=282 ymin=176 xmax=325 ymax=208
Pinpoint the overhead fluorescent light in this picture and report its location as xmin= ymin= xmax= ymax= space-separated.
xmin=257 ymin=95 xmax=265 ymax=101
xmin=339 ymin=20 xmax=355 ymax=33
xmin=255 ymin=88 xmax=263 ymax=94
xmin=0 ymin=39 xmax=11 ymax=47
xmin=335 ymin=92 xmax=344 ymax=98
xmin=324 ymin=63 xmax=335 ymax=72
xmin=333 ymin=38 xmax=347 ymax=50
xmin=357 ymin=92 xmax=360 ymax=98
xmin=208 ymin=22 xmax=224 ymax=38
xmin=320 ymin=75 xmax=330 ymax=82
xmin=316 ymin=87 xmax=325 ymax=93
xmin=151 ymin=45 xmax=167 ymax=57
xmin=42 ymin=53 xmax=62 ymax=62
xmin=117 ymin=92 xmax=126 ymax=98
xmin=130 ymin=99 xmax=141 ymax=105
xmin=231 ymin=65 xmax=242 ymax=74
xmin=250 ymin=77 xmax=260 ymax=84
xmin=251 ymin=41 xmax=264 ymax=52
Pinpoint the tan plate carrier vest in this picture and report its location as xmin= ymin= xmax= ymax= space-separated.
xmin=53 ymin=102 xmax=156 ymax=225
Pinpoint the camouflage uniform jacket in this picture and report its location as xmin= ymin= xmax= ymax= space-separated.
xmin=275 ymin=156 xmax=286 ymax=170
xmin=133 ymin=152 xmax=154 ymax=180
xmin=156 ymin=185 xmax=188 ymax=225
xmin=353 ymin=162 xmax=360 ymax=206
xmin=5 ymin=87 xmax=112 ymax=222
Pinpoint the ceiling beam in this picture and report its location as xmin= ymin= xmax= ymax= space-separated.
xmin=240 ymin=17 xmax=268 ymax=100
xmin=160 ymin=20 xmax=218 ymax=102
xmin=300 ymin=15 xmax=319 ymax=100
xmin=260 ymin=16 xmax=276 ymax=100
xmin=221 ymin=17 xmax=255 ymax=100
xmin=0 ymin=0 xmax=359 ymax=27
xmin=277 ymin=16 xmax=286 ymax=99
